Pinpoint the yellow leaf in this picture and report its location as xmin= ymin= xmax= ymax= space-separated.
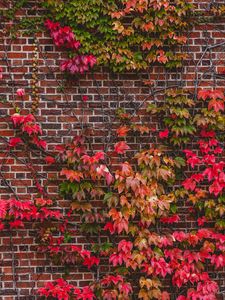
xmin=112 ymin=21 xmax=124 ymax=33
xmin=71 ymin=201 xmax=92 ymax=212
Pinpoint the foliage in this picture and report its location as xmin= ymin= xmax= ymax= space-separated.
xmin=45 ymin=19 xmax=97 ymax=74
xmin=106 ymin=147 xmax=183 ymax=230
xmin=182 ymin=91 xmax=225 ymax=229
xmin=38 ymin=278 xmax=95 ymax=300
xmin=147 ymin=89 xmax=196 ymax=146
xmin=93 ymin=275 xmax=132 ymax=299
xmin=107 ymin=229 xmax=225 ymax=300
xmin=194 ymin=89 xmax=225 ymax=132
xmin=35 ymin=85 xmax=224 ymax=299
xmin=11 ymin=112 xmax=46 ymax=149
xmin=2 ymin=72 xmax=225 ymax=299
xmin=43 ymin=0 xmax=193 ymax=72
xmin=0 ymin=0 xmax=44 ymax=36
xmin=1 ymin=3 xmax=225 ymax=299
xmin=57 ymin=136 xmax=113 ymax=211
xmin=0 ymin=198 xmax=61 ymax=230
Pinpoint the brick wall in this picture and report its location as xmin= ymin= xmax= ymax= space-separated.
xmin=0 ymin=0 xmax=225 ymax=299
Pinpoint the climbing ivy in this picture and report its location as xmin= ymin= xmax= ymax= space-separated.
xmin=42 ymin=0 xmax=193 ymax=72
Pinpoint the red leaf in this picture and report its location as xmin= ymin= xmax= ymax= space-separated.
xmin=143 ymin=22 xmax=154 ymax=31
xmin=214 ymin=147 xmax=223 ymax=154
xmin=103 ymin=222 xmax=115 ymax=234
xmin=197 ymin=216 xmax=207 ymax=226
xmin=159 ymin=128 xmax=169 ymax=139
xmin=115 ymin=218 xmax=129 ymax=234
xmin=114 ymin=141 xmax=130 ymax=154
xmin=77 ymin=286 xmax=95 ymax=300
xmin=33 ymin=137 xmax=47 ymax=149
xmin=209 ymin=180 xmax=224 ymax=196
xmin=160 ymin=214 xmax=180 ymax=224
xmin=94 ymin=151 xmax=105 ymax=161
xmin=22 ymin=123 xmax=42 ymax=136
xmin=9 ymin=137 xmax=23 ymax=148
xmin=109 ymin=253 xmax=123 ymax=266
xmin=23 ymin=114 xmax=36 ymax=124
xmin=82 ymin=95 xmax=88 ymax=102
xmin=11 ymin=113 xmax=24 ymax=126
xmin=210 ymin=90 xmax=224 ymax=100
xmin=45 ymin=156 xmax=55 ymax=165
xmin=10 ymin=220 xmax=24 ymax=229
xmin=16 ymin=88 xmax=25 ymax=97
xmin=118 ymin=240 xmax=133 ymax=253
xmin=200 ymin=130 xmax=215 ymax=138
xmin=182 ymin=177 xmax=196 ymax=191
xmin=183 ymin=149 xmax=195 ymax=158
xmin=198 ymin=90 xmax=211 ymax=100
xmin=211 ymin=254 xmax=225 ymax=269
xmin=187 ymin=155 xmax=201 ymax=168
xmin=55 ymin=145 xmax=65 ymax=152
xmin=82 ymin=256 xmax=100 ymax=269
xmin=35 ymin=198 xmax=53 ymax=206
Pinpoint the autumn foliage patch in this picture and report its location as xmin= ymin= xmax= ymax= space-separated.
xmin=0 ymin=1 xmax=225 ymax=299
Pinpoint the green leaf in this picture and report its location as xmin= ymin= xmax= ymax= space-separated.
xmin=174 ymin=156 xmax=186 ymax=168
xmin=153 ymin=247 xmax=164 ymax=257
xmin=64 ymin=232 xmax=72 ymax=243
xmin=170 ymin=204 xmax=177 ymax=214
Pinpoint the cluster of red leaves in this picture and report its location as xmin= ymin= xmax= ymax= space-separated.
xmin=60 ymin=55 xmax=97 ymax=74
xmin=41 ymin=272 xmax=127 ymax=300
xmin=109 ymin=229 xmax=225 ymax=299
xmin=38 ymin=278 xmax=95 ymax=300
xmin=183 ymin=131 xmax=224 ymax=197
xmin=177 ymin=280 xmax=218 ymax=300
xmin=180 ymin=89 xmax=225 ymax=227
xmin=10 ymin=113 xmax=46 ymax=149
xmin=0 ymin=198 xmax=61 ymax=230
xmin=198 ymin=89 xmax=224 ymax=112
xmin=45 ymin=19 xmax=81 ymax=50
xmin=45 ymin=19 xmax=97 ymax=74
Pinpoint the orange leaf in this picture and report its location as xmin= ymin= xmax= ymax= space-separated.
xmin=208 ymin=99 xmax=224 ymax=112
xmin=142 ymin=22 xmax=154 ymax=31
xmin=116 ymin=126 xmax=130 ymax=137
xmin=60 ymin=169 xmax=83 ymax=182
xmin=71 ymin=201 xmax=92 ymax=212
